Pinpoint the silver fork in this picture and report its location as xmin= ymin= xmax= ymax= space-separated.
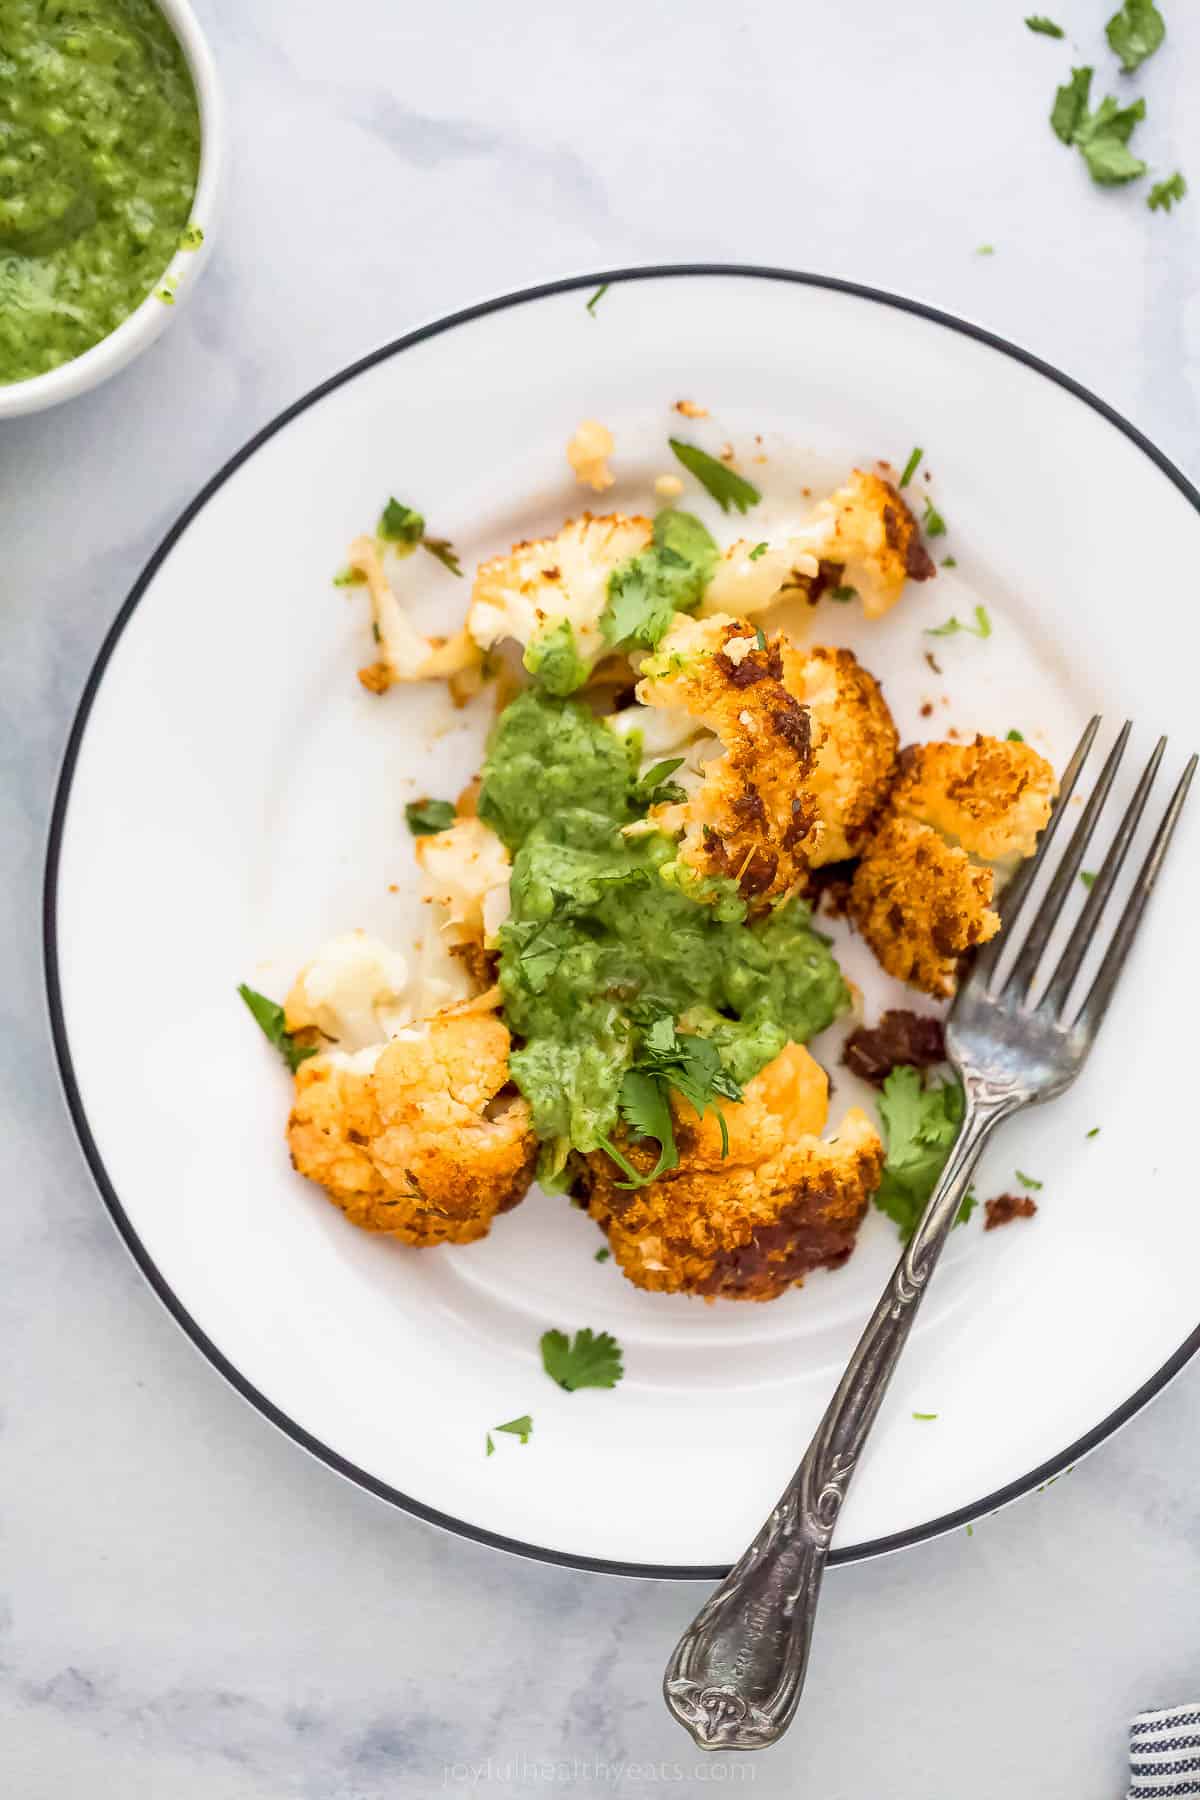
xmin=664 ymin=717 xmax=1196 ymax=1754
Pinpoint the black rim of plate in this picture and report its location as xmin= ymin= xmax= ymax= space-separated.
xmin=44 ymin=263 xmax=1200 ymax=1581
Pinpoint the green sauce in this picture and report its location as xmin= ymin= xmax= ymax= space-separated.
xmin=0 ymin=0 xmax=201 ymax=385
xmin=479 ymin=691 xmax=850 ymax=1155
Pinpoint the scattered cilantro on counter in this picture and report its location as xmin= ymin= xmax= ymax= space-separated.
xmin=1148 ymin=171 xmax=1187 ymax=211
xmin=405 ymin=797 xmax=456 ymax=836
xmin=237 ymin=984 xmax=317 ymax=1074
xmin=541 ymin=1328 xmax=624 ymax=1391
xmin=1105 ymin=0 xmax=1165 ymax=72
xmin=1052 ymin=68 xmax=1149 ymax=186
xmin=1026 ymin=14 xmax=1065 ymax=34
xmin=668 ymin=439 xmax=761 ymax=514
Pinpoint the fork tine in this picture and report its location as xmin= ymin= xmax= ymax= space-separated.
xmin=1042 ymin=737 xmax=1166 ymax=1017
xmin=1001 ymin=721 xmax=1132 ymax=1003
xmin=1074 ymin=753 xmax=1198 ymax=1040
xmin=967 ymin=715 xmax=1100 ymax=993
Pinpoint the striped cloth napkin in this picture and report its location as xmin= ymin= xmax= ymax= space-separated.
xmin=1130 ymin=1706 xmax=1200 ymax=1796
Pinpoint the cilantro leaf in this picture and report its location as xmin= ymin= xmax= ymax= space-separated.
xmin=1105 ymin=0 xmax=1164 ymax=72
xmin=912 ymin=1411 xmax=939 ymax=1420
xmin=405 ymin=797 xmax=456 ymax=836
xmin=633 ymin=757 xmax=687 ymax=807
xmin=594 ymin=1247 xmax=610 ymax=1262
xmin=600 ymin=509 xmax=718 ymax=650
xmin=829 ymin=584 xmax=857 ymax=603
xmin=237 ymin=983 xmax=317 ymax=1074
xmin=1080 ymin=131 xmax=1147 ymax=186
xmin=495 ymin=1414 xmax=533 ymax=1443
xmin=1080 ymin=870 xmax=1096 ymax=889
xmin=668 ymin=439 xmax=761 ymax=514
xmin=378 ymin=498 xmax=425 ymax=544
xmin=1087 ymin=1126 xmax=1100 ymax=1138
xmin=1016 ymin=1170 xmax=1044 ymax=1191
xmin=423 ymin=538 xmax=463 ymax=578
xmin=486 ymin=1433 xmax=494 ymax=1455
xmin=1052 ymin=66 xmax=1093 ymax=143
xmin=1149 ymin=171 xmax=1187 ymax=212
xmin=925 ymin=605 xmax=991 ymax=639
xmin=540 ymin=1328 xmax=624 ymax=1391
xmin=921 ymin=497 xmax=947 ymax=538
xmin=748 ymin=542 xmax=768 ymax=561
xmin=600 ymin=1016 xmax=743 ymax=1187
xmin=874 ymin=1066 xmax=966 ymax=1242
xmin=942 ymin=556 xmax=958 ymax=568
xmin=524 ymin=620 xmax=590 ymax=696
xmin=586 ymin=283 xmax=609 ymax=315
xmin=1026 ymin=14 xmax=1065 ymax=34
xmin=899 ymin=446 xmax=923 ymax=487
xmin=975 ymin=245 xmax=995 ymax=256
xmin=1007 ymin=729 xmax=1025 ymax=742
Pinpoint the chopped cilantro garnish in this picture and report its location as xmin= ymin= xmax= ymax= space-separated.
xmin=942 ymin=556 xmax=958 ymax=567
xmin=912 ymin=1411 xmax=939 ymax=1421
xmin=540 ymin=1328 xmax=624 ymax=1391
xmin=495 ymin=1414 xmax=533 ymax=1443
xmin=874 ymin=1067 xmax=967 ymax=1241
xmin=1149 ymin=172 xmax=1187 ymax=212
xmin=1007 ymin=728 xmax=1025 ymax=742
xmin=1080 ymin=870 xmax=1096 ymax=889
xmin=1025 ymin=14 xmax=1065 ymax=34
xmin=1105 ymin=0 xmax=1165 ymax=73
xmin=975 ymin=245 xmax=995 ymax=256
xmin=899 ymin=446 xmax=923 ymax=488
xmin=925 ymin=605 xmax=991 ymax=640
xmin=754 ymin=626 xmax=767 ymax=651
xmin=179 ymin=222 xmax=205 ymax=250
xmin=237 ymin=984 xmax=317 ymax=1075
xmin=594 ymin=1247 xmax=610 ymax=1263
xmin=1016 ymin=1170 xmax=1044 ymax=1191
xmin=966 ymin=1523 xmax=975 ymax=1536
xmin=586 ymin=282 xmax=609 ymax=316
xmin=1087 ymin=1126 xmax=1100 ymax=1138
xmin=378 ymin=498 xmax=425 ymax=544
xmin=633 ymin=757 xmax=687 ymax=808
xmin=668 ymin=439 xmax=761 ymax=514
xmin=829 ymin=584 xmax=857 ymax=603
xmin=486 ymin=1433 xmax=494 ymax=1455
xmin=600 ymin=1016 xmax=743 ymax=1188
xmin=921 ymin=497 xmax=947 ymax=538
xmin=332 ymin=565 xmax=367 ymax=587
xmin=405 ymin=797 xmax=456 ymax=836
xmin=600 ymin=509 xmax=718 ymax=651
xmin=423 ymin=538 xmax=463 ymax=578
xmin=748 ymin=542 xmax=769 ymax=561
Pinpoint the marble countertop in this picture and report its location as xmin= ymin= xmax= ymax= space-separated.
xmin=5 ymin=0 xmax=1200 ymax=1793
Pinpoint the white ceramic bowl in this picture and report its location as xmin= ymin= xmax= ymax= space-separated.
xmin=0 ymin=0 xmax=222 ymax=421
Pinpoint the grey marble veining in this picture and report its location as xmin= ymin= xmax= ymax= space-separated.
xmin=4 ymin=0 xmax=1200 ymax=1793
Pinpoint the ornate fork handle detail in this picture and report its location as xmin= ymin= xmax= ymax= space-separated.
xmin=664 ymin=1083 xmax=1017 ymax=1753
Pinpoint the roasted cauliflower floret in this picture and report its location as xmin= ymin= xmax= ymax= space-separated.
xmin=889 ymin=734 xmax=1057 ymax=860
xmin=285 ymin=931 xmax=414 ymax=1049
xmin=781 ymin=644 xmax=899 ymax=864
xmin=467 ymin=513 xmax=652 ymax=691
xmin=580 ymin=1044 xmax=884 ymax=1300
xmin=414 ymin=816 xmax=511 ymax=984
xmin=702 ymin=471 xmax=935 ymax=622
xmin=288 ymin=1012 xmax=536 ymax=1247
xmin=848 ymin=816 xmax=999 ymax=997
xmin=635 ymin=614 xmax=820 ymax=904
xmin=348 ymin=535 xmax=480 ymax=693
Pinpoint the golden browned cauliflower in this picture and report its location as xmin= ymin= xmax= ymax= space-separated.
xmin=702 ymin=471 xmax=935 ymax=621
xmin=889 ymin=734 xmax=1057 ymax=859
xmin=781 ymin=644 xmax=899 ymax=863
xmin=848 ymin=816 xmax=999 ymax=997
xmin=579 ymin=1043 xmax=884 ymax=1300
xmin=348 ymin=535 xmax=480 ymax=693
xmin=848 ymin=734 xmax=1059 ymax=996
xmin=467 ymin=513 xmax=652 ymax=681
xmin=288 ymin=1012 xmax=536 ymax=1247
xmin=635 ymin=613 xmax=820 ymax=904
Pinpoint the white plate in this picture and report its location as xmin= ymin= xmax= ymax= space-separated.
xmin=45 ymin=267 xmax=1200 ymax=1576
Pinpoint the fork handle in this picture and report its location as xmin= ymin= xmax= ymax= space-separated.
xmin=664 ymin=1088 xmax=1013 ymax=1752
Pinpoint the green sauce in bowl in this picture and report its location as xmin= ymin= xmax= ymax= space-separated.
xmin=0 ymin=0 xmax=201 ymax=386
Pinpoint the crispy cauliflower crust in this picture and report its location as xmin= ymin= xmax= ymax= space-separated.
xmin=467 ymin=513 xmax=652 ymax=672
xmin=890 ymin=734 xmax=1057 ymax=859
xmin=579 ymin=1044 xmax=884 ymax=1300
xmin=782 ymin=644 xmax=899 ymax=864
xmin=636 ymin=614 xmax=820 ymax=903
xmin=701 ymin=471 xmax=935 ymax=622
xmin=848 ymin=815 xmax=999 ymax=997
xmin=288 ymin=1013 xmax=536 ymax=1247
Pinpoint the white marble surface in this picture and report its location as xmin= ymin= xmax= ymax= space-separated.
xmin=4 ymin=0 xmax=1200 ymax=1793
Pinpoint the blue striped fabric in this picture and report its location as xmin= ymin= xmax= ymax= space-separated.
xmin=1130 ymin=1706 xmax=1200 ymax=1797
